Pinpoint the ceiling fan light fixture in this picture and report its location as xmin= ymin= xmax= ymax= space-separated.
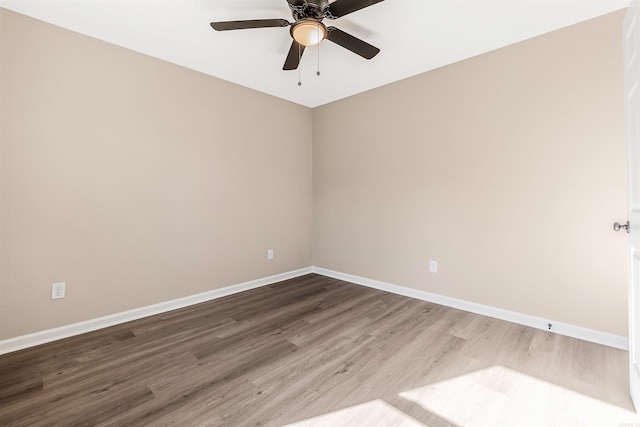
xmin=291 ymin=19 xmax=327 ymax=46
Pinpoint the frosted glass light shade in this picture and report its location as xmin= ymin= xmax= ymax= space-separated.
xmin=292 ymin=20 xmax=327 ymax=46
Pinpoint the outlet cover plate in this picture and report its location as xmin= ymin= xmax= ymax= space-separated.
xmin=52 ymin=282 xmax=65 ymax=299
xmin=429 ymin=260 xmax=437 ymax=273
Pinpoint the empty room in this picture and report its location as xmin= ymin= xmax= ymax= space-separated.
xmin=1 ymin=0 xmax=639 ymax=425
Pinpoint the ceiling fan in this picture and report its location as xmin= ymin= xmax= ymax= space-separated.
xmin=210 ymin=0 xmax=386 ymax=70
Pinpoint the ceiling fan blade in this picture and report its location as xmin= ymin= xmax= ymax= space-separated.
xmin=326 ymin=0 xmax=385 ymax=18
xmin=283 ymin=40 xmax=305 ymax=70
xmin=285 ymin=0 xmax=306 ymax=6
xmin=210 ymin=19 xmax=290 ymax=31
xmin=326 ymin=27 xmax=379 ymax=59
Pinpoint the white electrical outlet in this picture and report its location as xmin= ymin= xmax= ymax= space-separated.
xmin=429 ymin=260 xmax=437 ymax=273
xmin=51 ymin=282 xmax=66 ymax=299
xmin=267 ymin=249 xmax=274 ymax=260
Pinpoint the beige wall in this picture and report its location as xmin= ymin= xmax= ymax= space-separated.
xmin=0 ymin=9 xmax=313 ymax=339
xmin=313 ymin=10 xmax=628 ymax=336
xmin=0 ymin=8 xmax=629 ymax=341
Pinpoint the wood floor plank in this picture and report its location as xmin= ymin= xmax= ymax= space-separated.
xmin=0 ymin=273 xmax=636 ymax=426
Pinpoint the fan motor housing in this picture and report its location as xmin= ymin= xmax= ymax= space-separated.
xmin=290 ymin=0 xmax=329 ymax=21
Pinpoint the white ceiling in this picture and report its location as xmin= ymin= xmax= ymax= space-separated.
xmin=0 ymin=0 xmax=630 ymax=107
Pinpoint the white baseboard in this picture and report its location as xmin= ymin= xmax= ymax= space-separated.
xmin=0 ymin=267 xmax=313 ymax=355
xmin=2 ymin=266 xmax=628 ymax=355
xmin=311 ymin=266 xmax=629 ymax=350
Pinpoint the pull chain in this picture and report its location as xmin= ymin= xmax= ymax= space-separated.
xmin=298 ymin=42 xmax=302 ymax=86
xmin=317 ymin=23 xmax=321 ymax=76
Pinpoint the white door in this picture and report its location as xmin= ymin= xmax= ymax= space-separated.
xmin=624 ymin=0 xmax=640 ymax=412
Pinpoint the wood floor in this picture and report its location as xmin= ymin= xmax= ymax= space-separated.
xmin=0 ymin=274 xmax=636 ymax=426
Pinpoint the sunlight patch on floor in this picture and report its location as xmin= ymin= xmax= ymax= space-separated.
xmin=284 ymin=399 xmax=426 ymax=427
xmin=399 ymin=366 xmax=640 ymax=427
